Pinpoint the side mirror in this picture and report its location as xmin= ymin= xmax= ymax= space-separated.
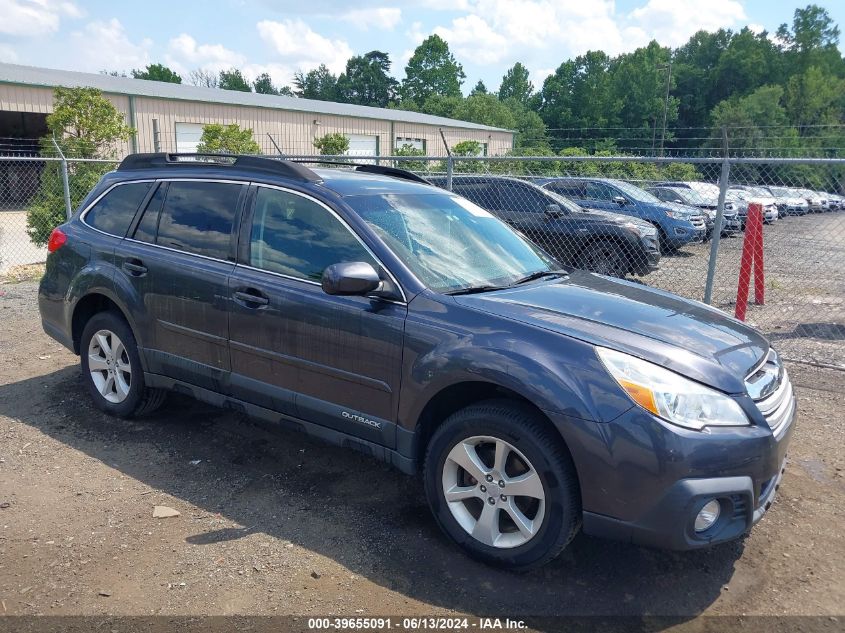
xmin=612 ymin=195 xmax=628 ymax=205
xmin=545 ymin=203 xmax=563 ymax=218
xmin=321 ymin=262 xmax=381 ymax=296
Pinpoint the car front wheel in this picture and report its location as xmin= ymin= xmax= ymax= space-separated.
xmin=424 ymin=400 xmax=581 ymax=571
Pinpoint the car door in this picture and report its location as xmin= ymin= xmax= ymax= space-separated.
xmin=496 ymin=182 xmax=583 ymax=265
xmin=117 ymin=179 xmax=245 ymax=390
xmin=227 ymin=184 xmax=407 ymax=448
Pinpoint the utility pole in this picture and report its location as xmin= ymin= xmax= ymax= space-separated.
xmin=657 ymin=61 xmax=672 ymax=157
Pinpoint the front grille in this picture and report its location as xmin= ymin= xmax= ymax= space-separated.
xmin=689 ymin=215 xmax=706 ymax=229
xmin=746 ymin=350 xmax=795 ymax=438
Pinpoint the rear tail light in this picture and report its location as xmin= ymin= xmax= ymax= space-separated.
xmin=47 ymin=228 xmax=67 ymax=253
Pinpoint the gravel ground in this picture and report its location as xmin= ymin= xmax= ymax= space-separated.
xmin=0 ymin=280 xmax=843 ymax=624
xmin=648 ymin=210 xmax=845 ymax=367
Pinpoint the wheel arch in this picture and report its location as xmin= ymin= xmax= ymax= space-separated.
xmin=71 ymin=291 xmax=145 ymax=369
xmin=412 ymin=380 xmax=572 ymax=468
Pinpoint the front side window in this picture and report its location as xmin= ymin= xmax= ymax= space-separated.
xmin=85 ymin=182 xmax=152 ymax=236
xmin=156 ymin=181 xmax=242 ymax=258
xmin=451 ymin=181 xmax=501 ymax=210
xmin=250 ymin=187 xmax=377 ymax=281
xmin=346 ymin=193 xmax=554 ymax=293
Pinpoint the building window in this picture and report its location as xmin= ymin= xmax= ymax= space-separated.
xmin=395 ymin=137 xmax=425 ymax=152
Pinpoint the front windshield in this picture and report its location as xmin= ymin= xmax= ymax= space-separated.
xmin=345 ymin=193 xmax=555 ymax=293
xmin=767 ymin=186 xmax=792 ymax=197
xmin=609 ymin=180 xmax=662 ymax=204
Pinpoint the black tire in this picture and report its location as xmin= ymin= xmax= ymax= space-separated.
xmin=423 ymin=400 xmax=581 ymax=571
xmin=577 ymin=241 xmax=628 ymax=278
xmin=80 ymin=311 xmax=166 ymax=418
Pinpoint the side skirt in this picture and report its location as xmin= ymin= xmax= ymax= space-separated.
xmin=144 ymin=372 xmax=417 ymax=475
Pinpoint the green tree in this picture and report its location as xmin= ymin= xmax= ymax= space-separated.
xmin=218 ymin=68 xmax=252 ymax=92
xmin=452 ymin=140 xmax=483 ymax=172
xmin=27 ymin=87 xmax=134 ymax=246
xmin=313 ymin=132 xmax=349 ymax=155
xmin=400 ymin=35 xmax=465 ymax=104
xmin=498 ymin=62 xmax=534 ymax=105
xmin=777 ymin=4 xmax=844 ymax=76
xmin=784 ymin=66 xmax=845 ymax=127
xmin=253 ymin=72 xmax=280 ymax=95
xmin=196 ymin=123 xmax=260 ymax=154
xmin=711 ymin=28 xmax=783 ymax=104
xmin=672 ymin=29 xmax=731 ymax=133
xmin=337 ymin=51 xmax=398 ymax=107
xmin=611 ymin=41 xmax=678 ymax=148
xmin=131 ymin=63 xmax=182 ymax=83
xmin=470 ymin=79 xmax=488 ymax=95
xmin=453 ymin=93 xmax=517 ymax=130
xmin=294 ymin=65 xmax=339 ymax=101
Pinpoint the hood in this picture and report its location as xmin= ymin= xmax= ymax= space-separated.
xmin=660 ymin=201 xmax=704 ymax=218
xmin=581 ymin=208 xmax=654 ymax=230
xmin=455 ymin=271 xmax=769 ymax=393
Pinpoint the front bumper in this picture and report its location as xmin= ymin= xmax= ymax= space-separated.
xmin=545 ymin=393 xmax=795 ymax=551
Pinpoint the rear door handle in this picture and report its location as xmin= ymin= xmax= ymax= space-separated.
xmin=233 ymin=290 xmax=269 ymax=306
xmin=122 ymin=259 xmax=147 ymax=276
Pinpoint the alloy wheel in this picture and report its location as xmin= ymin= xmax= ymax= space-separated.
xmin=87 ymin=329 xmax=132 ymax=404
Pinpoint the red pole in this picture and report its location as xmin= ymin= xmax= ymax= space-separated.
xmin=735 ymin=203 xmax=763 ymax=320
xmin=753 ymin=204 xmax=765 ymax=305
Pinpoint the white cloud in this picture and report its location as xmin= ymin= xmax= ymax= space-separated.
xmin=69 ymin=18 xmax=151 ymax=71
xmin=165 ymin=33 xmax=245 ymax=77
xmin=0 ymin=0 xmax=82 ymax=37
xmin=434 ymin=14 xmax=509 ymax=64
xmin=626 ymin=0 xmax=746 ymax=47
xmin=342 ymin=7 xmax=401 ymax=30
xmin=257 ymin=18 xmax=353 ymax=75
xmin=0 ymin=43 xmax=19 ymax=62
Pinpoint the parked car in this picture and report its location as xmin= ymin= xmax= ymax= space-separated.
xmin=645 ymin=185 xmax=742 ymax=237
xmin=814 ymin=191 xmax=833 ymax=211
xmin=794 ymin=188 xmax=828 ymax=212
xmin=760 ymin=186 xmax=810 ymax=216
xmin=727 ymin=186 xmax=779 ymax=224
xmin=39 ymin=153 xmax=796 ymax=570
xmin=826 ymin=193 xmax=845 ymax=210
xmin=534 ymin=177 xmax=707 ymax=252
xmin=427 ymin=175 xmax=660 ymax=278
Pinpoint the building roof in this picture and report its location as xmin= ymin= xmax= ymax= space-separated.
xmin=0 ymin=63 xmax=511 ymax=133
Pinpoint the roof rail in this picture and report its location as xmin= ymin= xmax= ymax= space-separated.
xmin=117 ymin=153 xmax=322 ymax=183
xmin=288 ymin=159 xmax=430 ymax=185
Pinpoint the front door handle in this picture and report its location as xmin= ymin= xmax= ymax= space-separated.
xmin=233 ymin=290 xmax=269 ymax=306
xmin=122 ymin=259 xmax=147 ymax=276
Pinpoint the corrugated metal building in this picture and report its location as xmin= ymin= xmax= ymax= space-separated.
xmin=0 ymin=63 xmax=513 ymax=158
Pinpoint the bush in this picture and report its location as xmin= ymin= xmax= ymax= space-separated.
xmin=196 ymin=123 xmax=260 ymax=154
xmin=394 ymin=144 xmax=427 ymax=171
xmin=313 ymin=133 xmax=349 ymax=155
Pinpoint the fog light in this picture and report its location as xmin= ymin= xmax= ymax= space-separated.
xmin=694 ymin=500 xmax=721 ymax=532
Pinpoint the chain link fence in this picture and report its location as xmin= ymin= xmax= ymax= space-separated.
xmin=1 ymin=152 xmax=843 ymax=367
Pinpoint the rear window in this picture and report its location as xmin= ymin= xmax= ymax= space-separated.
xmin=155 ymin=181 xmax=243 ymax=259
xmin=84 ymin=182 xmax=152 ymax=236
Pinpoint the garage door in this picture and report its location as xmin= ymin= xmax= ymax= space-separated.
xmin=175 ymin=122 xmax=205 ymax=153
xmin=346 ymin=134 xmax=378 ymax=157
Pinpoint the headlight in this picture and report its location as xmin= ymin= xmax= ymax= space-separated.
xmin=596 ymin=347 xmax=749 ymax=430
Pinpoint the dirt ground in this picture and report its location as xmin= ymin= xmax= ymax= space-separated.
xmin=1 ymin=278 xmax=844 ymax=624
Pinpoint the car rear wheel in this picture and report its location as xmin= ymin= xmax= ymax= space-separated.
xmin=424 ymin=400 xmax=581 ymax=571
xmin=80 ymin=311 xmax=166 ymax=418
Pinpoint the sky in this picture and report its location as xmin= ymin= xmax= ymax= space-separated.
xmin=1 ymin=0 xmax=843 ymax=94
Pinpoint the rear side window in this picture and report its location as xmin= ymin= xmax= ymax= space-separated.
xmin=155 ymin=181 xmax=242 ymax=259
xmin=84 ymin=182 xmax=152 ymax=236
xmin=133 ymin=183 xmax=167 ymax=243
xmin=452 ymin=181 xmax=500 ymax=210
xmin=249 ymin=187 xmax=376 ymax=281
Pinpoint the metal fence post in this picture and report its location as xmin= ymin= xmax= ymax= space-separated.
xmin=51 ymin=136 xmax=73 ymax=220
xmin=703 ymin=128 xmax=730 ymax=305
xmin=446 ymin=156 xmax=454 ymax=192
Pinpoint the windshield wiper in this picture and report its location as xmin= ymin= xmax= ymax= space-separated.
xmin=444 ymin=284 xmax=508 ymax=296
xmin=511 ymin=269 xmax=567 ymax=285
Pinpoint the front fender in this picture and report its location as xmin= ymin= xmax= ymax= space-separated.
xmin=398 ymin=294 xmax=633 ymax=431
